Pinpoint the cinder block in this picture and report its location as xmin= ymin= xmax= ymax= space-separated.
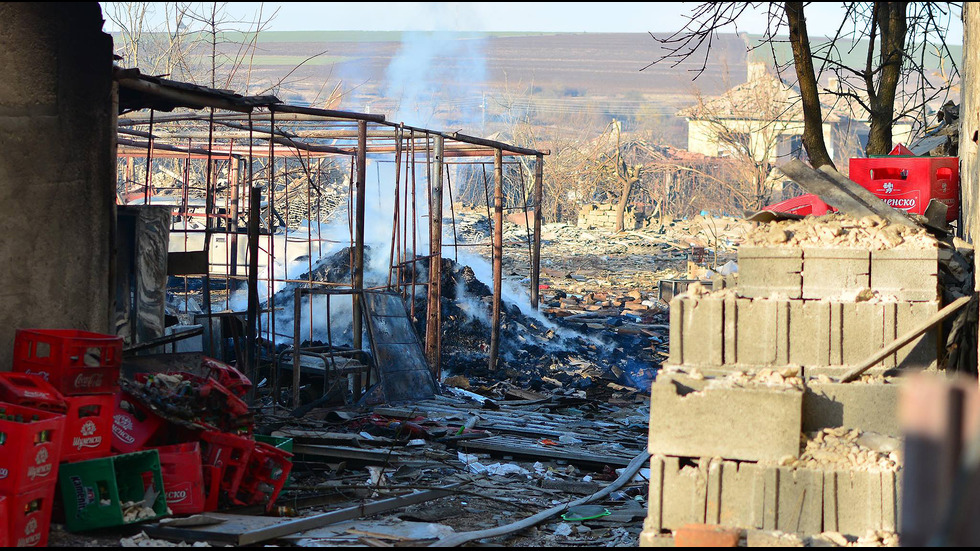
xmin=895 ymin=301 xmax=939 ymax=369
xmin=647 ymin=455 xmax=709 ymax=532
xmin=802 ymin=247 xmax=871 ymax=300
xmin=789 ymin=300 xmax=830 ymax=367
xmin=840 ymin=302 xmax=885 ymax=367
xmin=706 ymin=458 xmax=765 ymax=529
xmin=823 ymin=470 xmax=899 ymax=536
xmin=737 ymin=247 xmax=803 ymax=299
xmin=762 ymin=467 xmax=824 ymax=535
xmin=648 ymin=375 xmax=803 ymax=462
xmin=802 ymin=380 xmax=902 ymax=437
xmin=669 ymin=294 xmax=725 ymax=367
xmin=734 ymin=298 xmax=783 ymax=367
xmin=870 ymin=247 xmax=939 ymax=302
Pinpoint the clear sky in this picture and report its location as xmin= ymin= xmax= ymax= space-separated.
xmin=101 ymin=2 xmax=964 ymax=44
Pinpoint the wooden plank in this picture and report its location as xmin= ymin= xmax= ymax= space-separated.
xmin=143 ymin=488 xmax=455 ymax=545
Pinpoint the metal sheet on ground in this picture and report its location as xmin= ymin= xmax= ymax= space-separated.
xmin=364 ymin=292 xmax=437 ymax=403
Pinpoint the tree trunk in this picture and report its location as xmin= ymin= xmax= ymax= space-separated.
xmin=614 ymin=176 xmax=634 ymax=232
xmin=866 ymin=2 xmax=908 ymax=155
xmin=785 ymin=2 xmax=836 ymax=170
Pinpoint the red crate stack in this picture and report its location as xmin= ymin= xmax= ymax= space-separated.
xmin=0 ymin=402 xmax=64 ymax=548
xmin=155 ymin=442 xmax=207 ymax=515
xmin=849 ymin=148 xmax=960 ymax=222
xmin=13 ymin=329 xmax=122 ymax=396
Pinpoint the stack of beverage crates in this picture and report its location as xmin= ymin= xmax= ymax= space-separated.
xmin=0 ymin=329 xmax=292 ymax=543
xmin=0 ymin=329 xmax=121 ymax=546
xmin=111 ymin=356 xmax=293 ymax=516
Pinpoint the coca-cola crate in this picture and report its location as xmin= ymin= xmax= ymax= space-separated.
xmin=61 ymin=394 xmax=114 ymax=463
xmin=111 ymin=392 xmax=166 ymax=454
xmin=13 ymin=329 xmax=122 ymax=396
xmin=155 ymin=442 xmax=206 ymax=515
xmin=0 ymin=372 xmax=67 ymax=413
xmin=236 ymin=441 xmax=293 ymax=511
xmin=0 ymin=402 xmax=65 ymax=494
xmin=3 ymin=484 xmax=56 ymax=547
xmin=199 ymin=431 xmax=254 ymax=509
xmin=202 ymin=357 xmax=252 ymax=399
xmin=849 ymin=151 xmax=959 ymax=222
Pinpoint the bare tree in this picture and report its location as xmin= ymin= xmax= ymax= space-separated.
xmin=647 ymin=2 xmax=961 ymax=165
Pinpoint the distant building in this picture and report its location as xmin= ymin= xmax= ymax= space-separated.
xmin=678 ymin=62 xmax=916 ymax=170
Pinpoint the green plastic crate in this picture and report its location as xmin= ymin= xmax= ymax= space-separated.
xmin=255 ymin=434 xmax=293 ymax=489
xmin=58 ymin=450 xmax=168 ymax=531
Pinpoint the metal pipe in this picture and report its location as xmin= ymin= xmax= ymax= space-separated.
xmin=426 ymin=135 xmax=445 ymax=377
xmin=352 ymin=120 xmax=367 ymax=399
xmin=531 ymin=155 xmax=544 ymax=309
xmin=489 ymin=148 xmax=504 ymax=373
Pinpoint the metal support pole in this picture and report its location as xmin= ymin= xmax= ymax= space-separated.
xmin=352 ymin=121 xmax=367 ymax=398
xmin=246 ymin=184 xmax=261 ymax=400
xmin=489 ymin=148 xmax=504 ymax=372
xmin=426 ymin=135 xmax=444 ymax=377
xmin=530 ymin=155 xmax=544 ymax=309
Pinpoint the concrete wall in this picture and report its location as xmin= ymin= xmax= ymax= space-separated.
xmin=0 ymin=4 xmax=115 ymax=366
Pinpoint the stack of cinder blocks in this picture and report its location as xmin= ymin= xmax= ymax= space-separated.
xmin=576 ymin=203 xmax=642 ymax=230
xmin=668 ymin=244 xmax=940 ymax=378
xmin=641 ymin=236 xmax=940 ymax=546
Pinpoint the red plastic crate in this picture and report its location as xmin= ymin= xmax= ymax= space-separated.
xmin=13 ymin=329 xmax=122 ymax=396
xmin=3 ymin=484 xmax=55 ymax=547
xmin=111 ymin=391 xmax=166 ymax=454
xmin=202 ymin=465 xmax=222 ymax=512
xmin=849 ymin=153 xmax=959 ymax=221
xmin=61 ymin=394 xmax=114 ymax=463
xmin=0 ymin=373 xmax=67 ymax=414
xmin=763 ymin=193 xmax=835 ymax=216
xmin=0 ymin=495 xmax=8 ymax=547
xmin=202 ymin=357 xmax=252 ymax=400
xmin=0 ymin=402 xmax=65 ymax=494
xmin=236 ymin=441 xmax=293 ymax=511
xmin=199 ymin=431 xmax=254 ymax=508
xmin=156 ymin=442 xmax=207 ymax=515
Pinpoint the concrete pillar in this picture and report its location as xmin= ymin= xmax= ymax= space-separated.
xmin=0 ymin=3 xmax=116 ymax=366
xmin=962 ymin=4 xmax=979 ymax=247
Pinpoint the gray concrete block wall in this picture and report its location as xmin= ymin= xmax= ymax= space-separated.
xmin=644 ymin=454 xmax=900 ymax=537
xmin=739 ymin=245 xmax=939 ymax=302
xmin=666 ymin=291 xmax=939 ymax=376
xmin=648 ymin=375 xmax=803 ymax=462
